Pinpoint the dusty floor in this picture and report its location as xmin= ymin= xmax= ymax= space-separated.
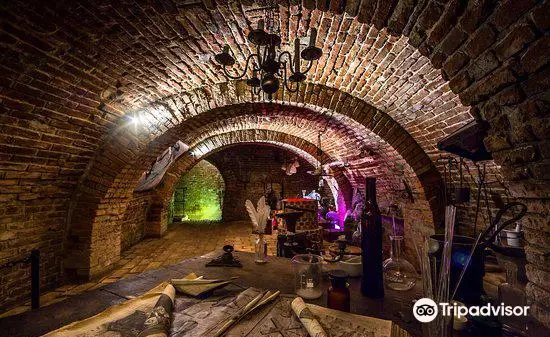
xmin=0 ymin=220 xmax=277 ymax=318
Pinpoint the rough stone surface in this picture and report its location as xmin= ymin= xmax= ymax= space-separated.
xmin=207 ymin=144 xmax=330 ymax=221
xmin=0 ymin=0 xmax=548 ymax=326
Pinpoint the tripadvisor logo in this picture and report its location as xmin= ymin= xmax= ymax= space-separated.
xmin=413 ymin=298 xmax=438 ymax=323
xmin=413 ymin=298 xmax=530 ymax=323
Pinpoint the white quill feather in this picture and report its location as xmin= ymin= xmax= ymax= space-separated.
xmin=256 ymin=196 xmax=271 ymax=233
xmin=256 ymin=196 xmax=266 ymax=215
xmin=246 ymin=197 xmax=271 ymax=233
xmin=245 ymin=199 xmax=258 ymax=230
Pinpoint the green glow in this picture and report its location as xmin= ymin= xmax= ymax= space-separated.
xmin=171 ymin=160 xmax=224 ymax=221
xmin=194 ymin=203 xmax=222 ymax=220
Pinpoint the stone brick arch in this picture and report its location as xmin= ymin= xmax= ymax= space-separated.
xmin=76 ymin=129 xmax=354 ymax=276
xmin=102 ymin=114 xmax=426 ymax=245
xmin=146 ymin=137 xmax=351 ymax=232
xmin=155 ymin=123 xmax=422 ymax=211
xmin=168 ymin=110 xmax=432 ymax=204
xmin=136 ymin=80 xmax=458 ymax=174
xmin=67 ymin=96 xmax=441 ymax=280
xmin=0 ymin=0 xmax=548 ymax=323
xmin=108 ymin=127 xmax=432 ymax=276
xmin=127 ymin=88 xmax=445 ymax=211
xmin=65 ymin=93 xmax=442 ymax=259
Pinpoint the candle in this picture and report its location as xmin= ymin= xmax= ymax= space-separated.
xmin=294 ymin=38 xmax=300 ymax=72
xmin=309 ymin=28 xmax=317 ymax=47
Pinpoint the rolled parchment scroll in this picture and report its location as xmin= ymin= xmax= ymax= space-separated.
xmin=138 ymin=284 xmax=176 ymax=337
xmin=291 ymin=297 xmax=328 ymax=337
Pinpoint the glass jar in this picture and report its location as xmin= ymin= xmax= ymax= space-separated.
xmin=383 ymin=235 xmax=417 ymax=291
xmin=292 ymin=254 xmax=323 ymax=299
xmin=327 ymin=270 xmax=350 ymax=312
xmin=254 ymin=233 xmax=268 ymax=264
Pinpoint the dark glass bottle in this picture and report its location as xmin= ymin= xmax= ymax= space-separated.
xmin=327 ymin=270 xmax=350 ymax=312
xmin=360 ymin=177 xmax=384 ymax=298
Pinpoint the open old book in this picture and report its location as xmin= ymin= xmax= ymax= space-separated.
xmin=42 ymin=284 xmax=409 ymax=337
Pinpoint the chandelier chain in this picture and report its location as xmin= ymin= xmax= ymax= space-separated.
xmin=213 ymin=1 xmax=322 ymax=100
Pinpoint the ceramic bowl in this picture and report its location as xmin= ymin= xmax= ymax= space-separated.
xmin=322 ymin=255 xmax=362 ymax=277
xmin=338 ymin=255 xmax=362 ymax=277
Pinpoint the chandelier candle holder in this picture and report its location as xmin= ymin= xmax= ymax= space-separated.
xmin=214 ymin=19 xmax=322 ymax=100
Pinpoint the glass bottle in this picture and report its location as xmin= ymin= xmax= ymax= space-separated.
xmin=254 ymin=233 xmax=268 ymax=264
xmin=383 ymin=235 xmax=417 ymax=291
xmin=264 ymin=218 xmax=272 ymax=235
xmin=327 ymin=270 xmax=350 ymax=312
xmin=360 ymin=177 xmax=384 ymax=298
xmin=292 ymin=254 xmax=323 ymax=299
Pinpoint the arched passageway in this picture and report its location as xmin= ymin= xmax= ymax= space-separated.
xmin=170 ymin=160 xmax=225 ymax=222
xmin=0 ymin=0 xmax=548 ymax=327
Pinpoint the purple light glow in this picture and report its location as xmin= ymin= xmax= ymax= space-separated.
xmin=337 ymin=192 xmax=347 ymax=230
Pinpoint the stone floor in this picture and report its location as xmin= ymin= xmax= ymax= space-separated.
xmin=0 ymin=220 xmax=277 ymax=318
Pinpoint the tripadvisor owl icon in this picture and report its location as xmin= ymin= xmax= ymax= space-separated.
xmin=412 ymin=298 xmax=530 ymax=323
xmin=413 ymin=298 xmax=438 ymax=323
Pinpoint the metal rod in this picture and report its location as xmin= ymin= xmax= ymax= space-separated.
xmin=459 ymin=157 xmax=463 ymax=188
xmin=481 ymin=163 xmax=494 ymax=232
xmin=473 ymin=164 xmax=484 ymax=236
xmin=31 ymin=249 xmax=40 ymax=310
xmin=451 ymin=232 xmax=483 ymax=301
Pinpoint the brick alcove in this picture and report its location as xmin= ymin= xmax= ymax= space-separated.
xmin=0 ymin=0 xmax=548 ymax=326
xmin=65 ymin=100 xmax=440 ymax=281
xmin=208 ymin=144 xmax=331 ymax=222
xmin=170 ymin=159 xmax=225 ymax=222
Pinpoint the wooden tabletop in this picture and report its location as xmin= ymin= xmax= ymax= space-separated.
xmin=0 ymin=251 xmax=421 ymax=337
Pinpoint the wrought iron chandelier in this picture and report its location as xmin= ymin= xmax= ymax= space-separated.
xmin=214 ymin=6 xmax=322 ymax=100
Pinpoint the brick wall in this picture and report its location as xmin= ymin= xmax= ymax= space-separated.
xmin=208 ymin=144 xmax=329 ymax=221
xmin=120 ymin=194 xmax=150 ymax=252
xmin=0 ymin=0 xmax=548 ymax=325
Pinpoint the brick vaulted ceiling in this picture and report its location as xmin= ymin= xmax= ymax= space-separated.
xmin=1 ymin=0 xmax=549 ymax=324
xmin=143 ymin=103 xmax=430 ymax=192
xmin=2 ymin=0 xmax=474 ymax=156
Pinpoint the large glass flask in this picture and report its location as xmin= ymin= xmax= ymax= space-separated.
xmin=292 ymin=254 xmax=323 ymax=299
xmin=383 ymin=235 xmax=417 ymax=291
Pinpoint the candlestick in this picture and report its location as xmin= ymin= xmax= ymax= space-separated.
xmin=294 ymin=38 xmax=300 ymax=72
xmin=309 ymin=28 xmax=317 ymax=47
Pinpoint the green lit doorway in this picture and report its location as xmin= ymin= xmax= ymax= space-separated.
xmin=170 ymin=160 xmax=225 ymax=221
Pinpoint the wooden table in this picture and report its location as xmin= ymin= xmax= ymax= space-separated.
xmin=0 ymin=251 xmax=421 ymax=337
